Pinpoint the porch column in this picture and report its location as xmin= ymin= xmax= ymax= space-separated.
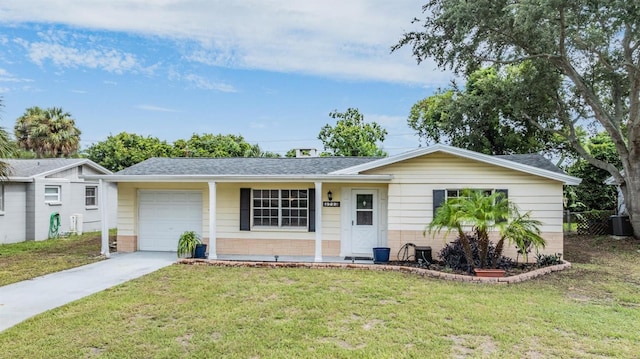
xmin=314 ymin=181 xmax=323 ymax=262
xmin=208 ymin=181 xmax=217 ymax=259
xmin=99 ymin=179 xmax=110 ymax=258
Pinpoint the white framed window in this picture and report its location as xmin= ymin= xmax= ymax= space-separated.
xmin=44 ymin=185 xmax=61 ymax=203
xmin=253 ymin=189 xmax=308 ymax=228
xmin=446 ymin=189 xmax=493 ymax=200
xmin=85 ymin=186 xmax=98 ymax=206
xmin=0 ymin=184 xmax=4 ymax=213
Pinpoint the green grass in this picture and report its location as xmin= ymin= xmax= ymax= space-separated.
xmin=563 ymin=222 xmax=578 ymax=232
xmin=0 ymin=231 xmax=114 ymax=286
xmin=1 ymin=235 xmax=639 ymax=358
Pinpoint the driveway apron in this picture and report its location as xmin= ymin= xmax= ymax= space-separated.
xmin=0 ymin=251 xmax=176 ymax=332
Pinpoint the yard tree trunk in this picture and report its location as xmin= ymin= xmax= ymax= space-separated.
xmin=395 ymin=1 xmax=640 ymax=239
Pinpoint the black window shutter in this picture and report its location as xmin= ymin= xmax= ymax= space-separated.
xmin=433 ymin=189 xmax=445 ymax=217
xmin=240 ymin=188 xmax=251 ymax=231
xmin=495 ymin=189 xmax=508 ymax=199
xmin=495 ymin=189 xmax=508 ymax=223
xmin=308 ymin=188 xmax=315 ymax=232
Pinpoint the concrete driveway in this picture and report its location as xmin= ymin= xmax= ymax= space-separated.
xmin=0 ymin=251 xmax=176 ymax=333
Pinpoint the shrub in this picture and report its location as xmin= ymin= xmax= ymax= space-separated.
xmin=438 ymin=235 xmax=514 ymax=273
xmin=535 ymin=253 xmax=563 ymax=267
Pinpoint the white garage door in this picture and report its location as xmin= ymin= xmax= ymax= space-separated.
xmin=139 ymin=190 xmax=203 ymax=251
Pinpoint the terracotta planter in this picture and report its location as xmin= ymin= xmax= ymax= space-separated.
xmin=474 ymin=268 xmax=506 ymax=277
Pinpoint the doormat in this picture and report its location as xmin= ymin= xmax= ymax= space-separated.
xmin=344 ymin=256 xmax=373 ymax=261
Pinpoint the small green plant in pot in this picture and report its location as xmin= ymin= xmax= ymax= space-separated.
xmin=177 ymin=231 xmax=202 ymax=258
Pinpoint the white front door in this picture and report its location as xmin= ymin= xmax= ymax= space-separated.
xmin=350 ymin=190 xmax=378 ymax=255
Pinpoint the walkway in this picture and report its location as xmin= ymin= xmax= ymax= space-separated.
xmin=0 ymin=251 xmax=176 ymax=332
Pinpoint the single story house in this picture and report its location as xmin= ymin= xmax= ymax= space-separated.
xmin=90 ymin=144 xmax=580 ymax=261
xmin=0 ymin=158 xmax=116 ymax=244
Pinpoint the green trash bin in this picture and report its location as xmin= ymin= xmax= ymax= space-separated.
xmin=373 ymin=247 xmax=390 ymax=264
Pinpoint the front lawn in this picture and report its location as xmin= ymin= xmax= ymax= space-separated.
xmin=1 ymin=235 xmax=639 ymax=358
xmin=0 ymin=231 xmax=113 ymax=287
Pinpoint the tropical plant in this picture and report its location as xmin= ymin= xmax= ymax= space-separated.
xmin=438 ymin=235 xmax=514 ymax=273
xmin=427 ymin=189 xmax=544 ymax=269
xmin=495 ymin=211 xmax=544 ymax=264
xmin=177 ymin=231 xmax=202 ymax=258
xmin=14 ymin=106 xmax=81 ymax=158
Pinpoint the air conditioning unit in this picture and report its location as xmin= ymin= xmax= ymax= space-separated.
xmin=70 ymin=214 xmax=84 ymax=235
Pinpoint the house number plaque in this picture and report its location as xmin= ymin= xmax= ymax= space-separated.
xmin=323 ymin=201 xmax=340 ymax=207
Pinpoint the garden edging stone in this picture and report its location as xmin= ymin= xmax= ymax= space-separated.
xmin=177 ymin=259 xmax=572 ymax=284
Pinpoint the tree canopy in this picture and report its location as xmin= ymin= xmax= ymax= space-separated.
xmin=85 ymin=132 xmax=173 ymax=172
xmin=318 ymin=108 xmax=387 ymax=157
xmin=171 ymin=133 xmax=278 ymax=158
xmin=14 ymin=106 xmax=81 ymax=158
xmin=409 ymin=64 xmax=570 ymax=156
xmin=86 ymin=132 xmax=280 ymax=172
xmin=565 ymin=132 xmax=621 ymax=211
xmin=395 ymin=0 xmax=640 ymax=237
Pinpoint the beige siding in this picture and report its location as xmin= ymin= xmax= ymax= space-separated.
xmin=116 ymin=152 xmax=565 ymax=258
xmin=365 ymin=153 xmax=564 ymax=233
xmin=217 ymin=182 xmax=316 ymax=241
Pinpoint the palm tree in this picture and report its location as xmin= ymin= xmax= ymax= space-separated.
xmin=14 ymin=107 xmax=81 ymax=158
xmin=428 ymin=189 xmax=545 ymax=269
xmin=0 ymin=126 xmax=15 ymax=178
xmin=14 ymin=106 xmax=45 ymax=153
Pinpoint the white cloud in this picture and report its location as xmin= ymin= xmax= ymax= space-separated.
xmin=0 ymin=67 xmax=34 ymax=84
xmin=0 ymin=0 xmax=451 ymax=86
xmin=17 ymin=39 xmax=143 ymax=74
xmin=135 ymin=104 xmax=178 ymax=112
xmin=183 ymin=74 xmax=237 ymax=93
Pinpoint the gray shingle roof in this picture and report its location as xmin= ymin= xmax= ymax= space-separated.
xmin=494 ymin=154 xmax=565 ymax=174
xmin=114 ymin=153 xmax=566 ymax=177
xmin=115 ymin=157 xmax=380 ymax=176
xmin=4 ymin=158 xmax=88 ymax=178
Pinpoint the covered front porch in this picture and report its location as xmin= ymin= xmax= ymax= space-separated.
xmin=98 ymin=178 xmax=392 ymax=262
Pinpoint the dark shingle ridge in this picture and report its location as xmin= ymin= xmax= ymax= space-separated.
xmin=115 ymin=157 xmax=380 ymax=176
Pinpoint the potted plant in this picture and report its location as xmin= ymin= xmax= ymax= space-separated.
xmin=428 ymin=189 xmax=545 ymax=277
xmin=177 ymin=231 xmax=202 ymax=258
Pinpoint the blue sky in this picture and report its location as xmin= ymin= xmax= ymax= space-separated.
xmin=0 ymin=1 xmax=453 ymax=155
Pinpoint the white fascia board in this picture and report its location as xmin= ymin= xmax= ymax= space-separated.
xmin=36 ymin=159 xmax=113 ymax=178
xmin=4 ymin=177 xmax=33 ymax=183
xmin=83 ymin=174 xmax=393 ymax=183
xmin=333 ymin=143 xmax=582 ymax=185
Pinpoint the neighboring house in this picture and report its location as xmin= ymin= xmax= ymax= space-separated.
xmin=0 ymin=159 xmax=116 ymax=244
xmin=90 ymin=144 xmax=580 ymax=261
